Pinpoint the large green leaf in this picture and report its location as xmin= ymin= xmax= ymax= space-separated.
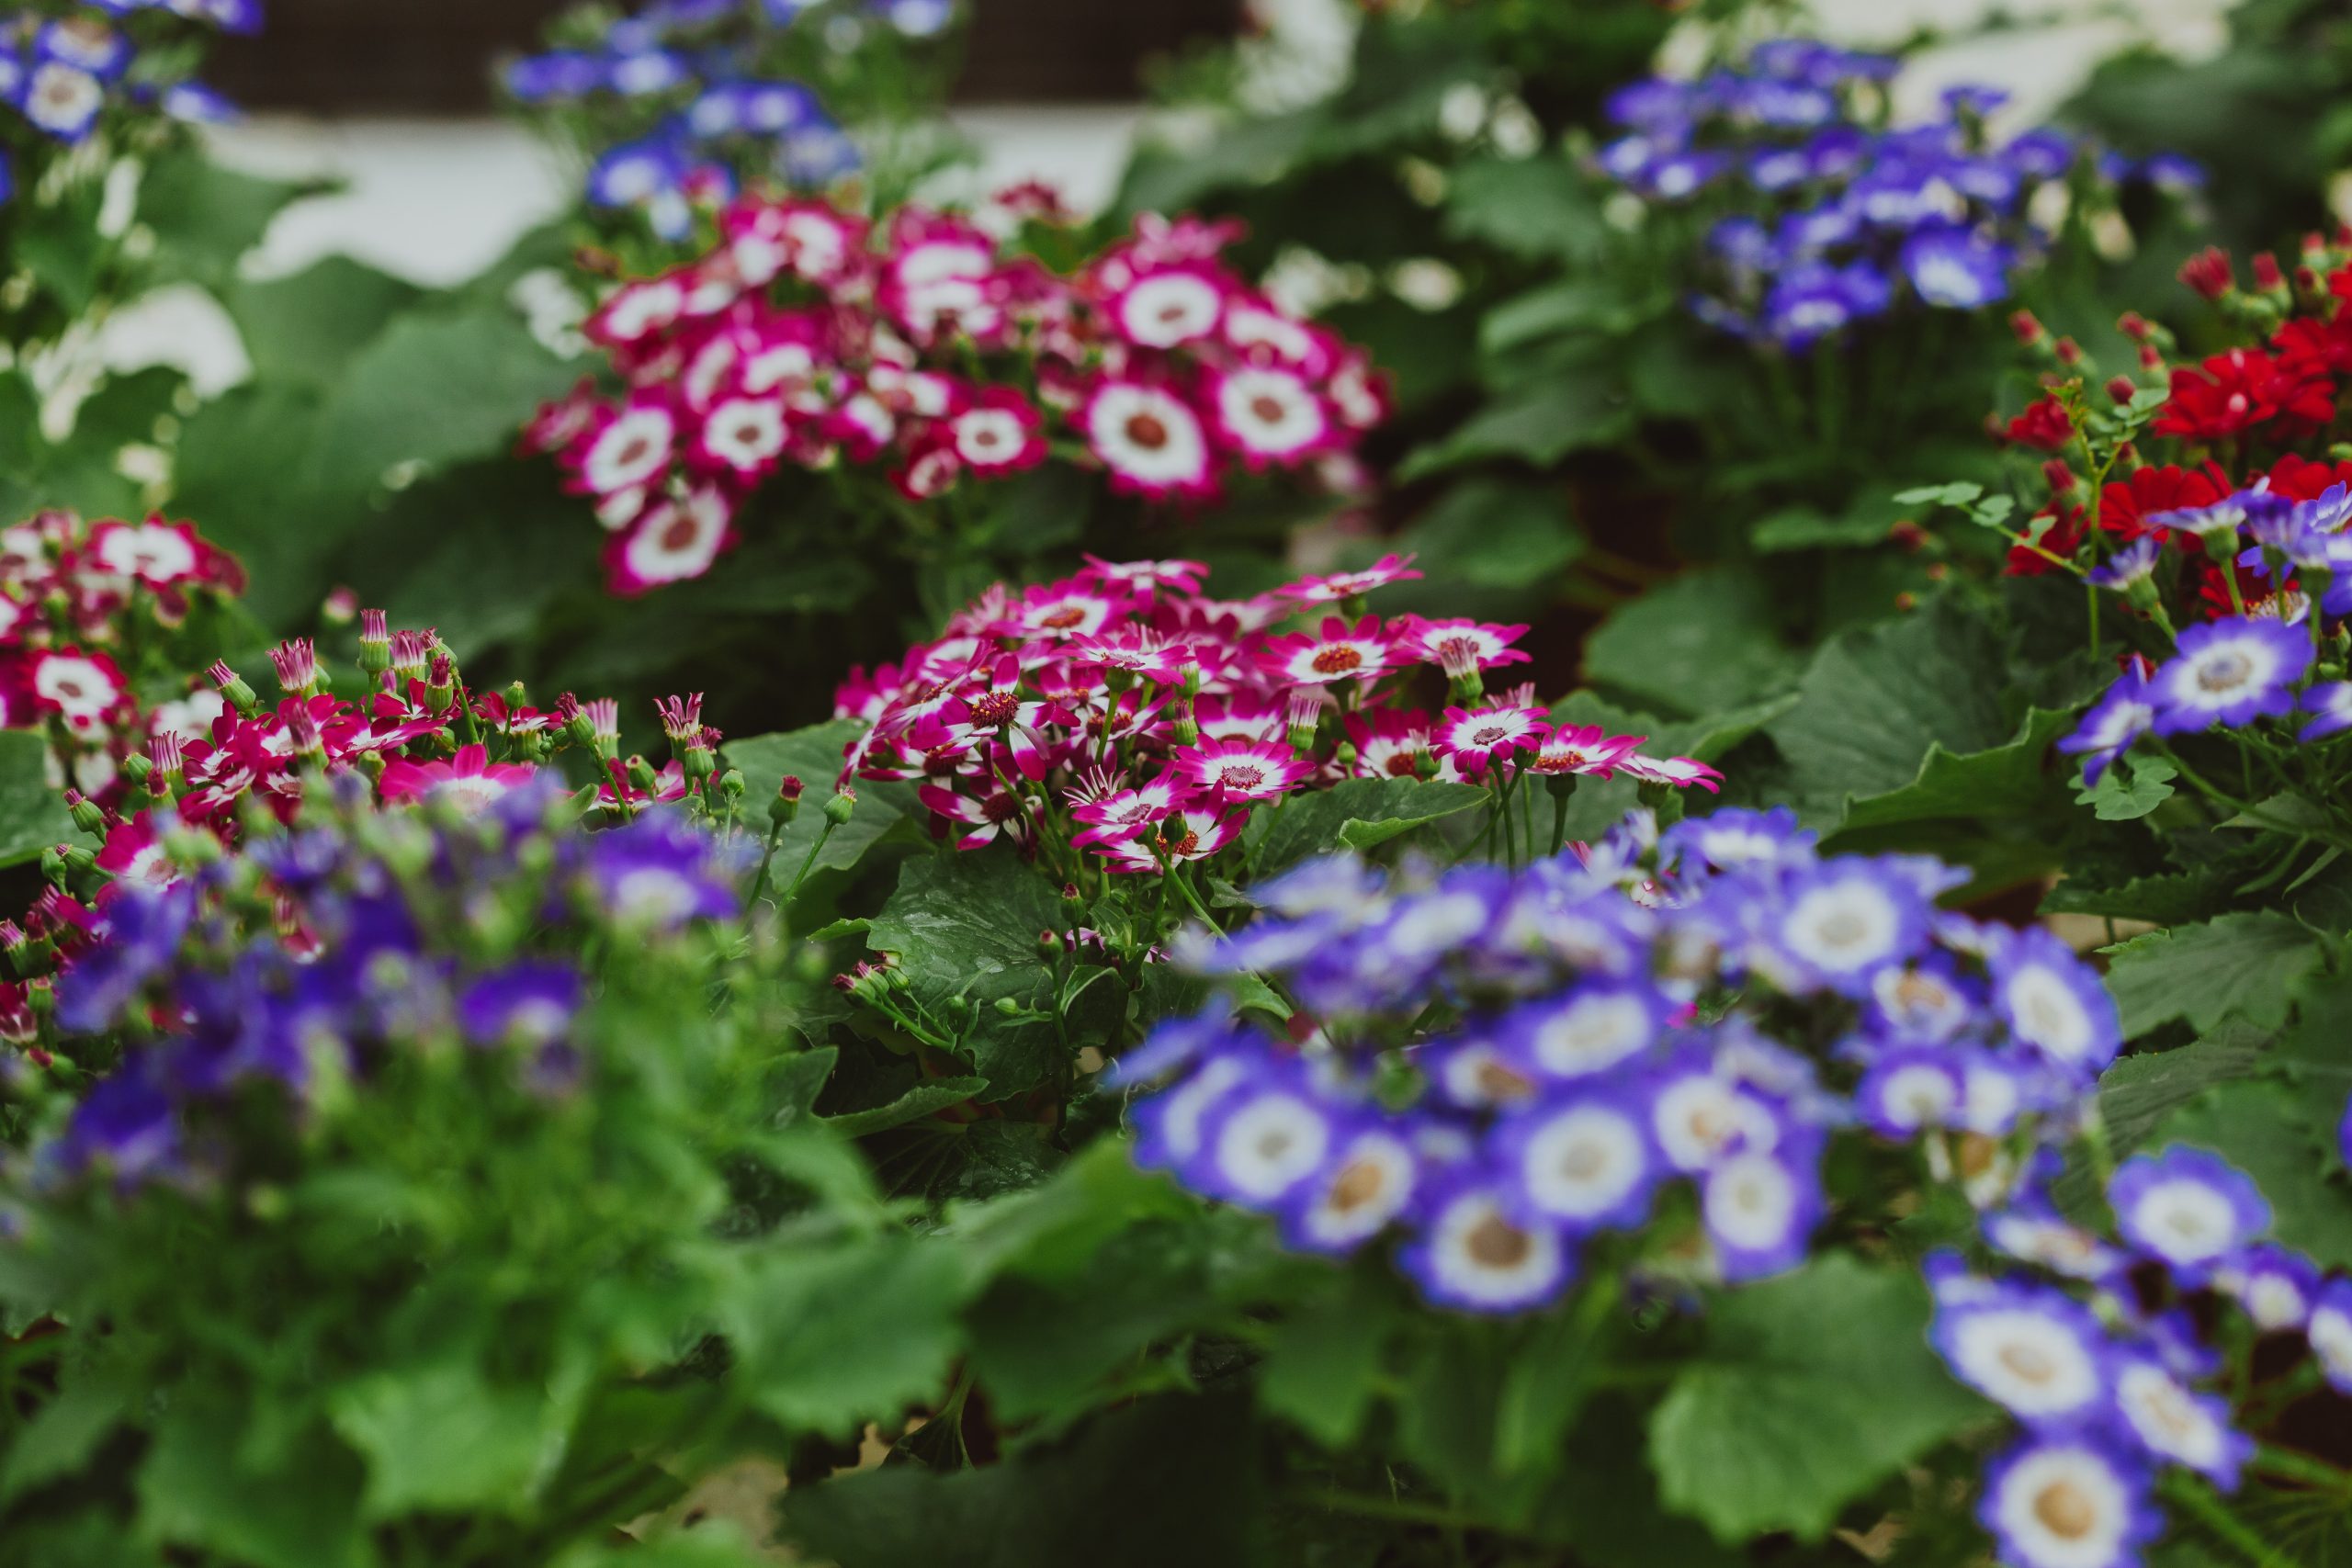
xmin=1649 ymin=1255 xmax=1987 ymax=1544
xmin=307 ymin=305 xmax=580 ymax=491
xmin=223 ymin=256 xmax=427 ymax=389
xmin=328 ymin=1360 xmax=560 ymax=1519
xmin=1246 ymin=777 xmax=1488 ymax=874
xmin=1398 ymin=368 xmax=1634 ymax=479
xmin=0 ymin=729 xmax=73 ymax=867
xmin=733 ymin=1240 xmax=972 ymax=1436
xmin=864 ymin=851 xmax=1066 ymax=1099
xmin=1584 ymin=566 xmax=1799 ymax=722
xmin=724 ymin=720 xmax=917 ymax=884
xmin=137 ymin=153 xmax=326 ymax=288
xmin=2102 ymin=913 xmax=2325 ymax=1038
xmin=136 ymin=1401 xmax=369 ymax=1568
xmin=1764 ymin=600 xmax=2016 ymax=825
xmin=1442 ymin=153 xmax=1609 ymax=264
xmin=779 ymin=1393 xmax=1266 ymax=1568
xmin=1400 ymin=477 xmax=1585 ymax=592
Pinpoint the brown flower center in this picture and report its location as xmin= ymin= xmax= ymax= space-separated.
xmin=1310 ymin=646 xmax=1364 ymax=676
xmin=1328 ymin=1158 xmax=1385 ymax=1212
xmin=2032 ymin=1481 xmax=2097 ymax=1541
xmin=1466 ymin=1213 xmax=1532 ymax=1269
xmin=1125 ymin=412 xmax=1170 ymax=450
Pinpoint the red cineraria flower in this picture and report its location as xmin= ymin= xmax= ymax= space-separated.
xmin=2003 ymin=396 xmax=2075 ymax=452
xmin=2153 ymin=348 xmax=2335 ymax=442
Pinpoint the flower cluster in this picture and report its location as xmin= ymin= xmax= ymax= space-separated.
xmin=1600 ymin=38 xmax=2191 ymax=348
xmin=834 ymin=557 xmax=1721 ymax=880
xmin=505 ymin=0 xmax=962 ymax=240
xmin=1115 ymin=810 xmax=2120 ymax=1313
xmin=0 ymin=0 xmax=254 ymax=175
xmin=40 ymin=773 xmax=751 ymax=1189
xmin=1928 ymin=1147 xmax=2352 ymax=1568
xmin=0 ymin=509 xmax=247 ymax=803
xmin=526 ymin=194 xmax=1386 ymax=594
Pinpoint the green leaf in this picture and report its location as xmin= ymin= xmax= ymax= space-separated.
xmin=1765 ymin=599 xmax=2016 ymax=825
xmin=1257 ymin=1266 xmax=1396 ymax=1449
xmin=2076 ymin=755 xmax=2177 ymax=821
xmin=865 ymin=852 xmax=1065 ymax=1099
xmin=725 ymin=721 xmax=918 ymax=888
xmin=223 ymin=255 xmax=427 ymax=388
xmin=1832 ymin=706 xmax=2076 ymax=834
xmin=1400 ymin=477 xmax=1585 ymax=590
xmin=2095 ymin=1025 xmax=2273 ymax=1157
xmin=1649 ymin=1255 xmax=1987 ymax=1544
xmin=1751 ymin=491 xmax=1907 ymax=554
xmin=1584 ymin=566 xmax=1798 ymax=721
xmin=779 ymin=1393 xmax=1267 ymax=1568
xmin=824 ymin=1077 xmax=989 ymax=1137
xmin=328 ymin=1360 xmax=560 ymax=1519
xmin=735 ymin=1240 xmax=972 ymax=1435
xmin=2102 ymin=913 xmax=2325 ymax=1037
xmin=137 ymin=152 xmax=326 ymax=287
xmin=0 ymin=1374 xmax=123 ymax=1503
xmin=1479 ymin=278 xmax=1652 ymax=355
xmin=1442 ymin=154 xmax=1608 ymax=263
xmin=307 ymin=304 xmax=580 ymax=489
xmin=1248 ymin=777 xmax=1488 ymax=874
xmin=137 ymin=1401 xmax=369 ymax=1568
xmin=1893 ymin=482 xmax=1984 ymax=507
xmin=0 ymin=729 xmax=74 ymax=867
xmin=1398 ymin=369 xmax=1634 ymax=479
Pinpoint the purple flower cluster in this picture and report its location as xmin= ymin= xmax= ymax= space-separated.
xmin=506 ymin=0 xmax=960 ymax=240
xmin=0 ymin=0 xmax=255 ymax=187
xmin=1116 ymin=809 xmax=2122 ymax=1314
xmin=1598 ymin=38 xmax=2195 ymax=349
xmin=47 ymin=776 xmax=748 ymax=1189
xmin=1930 ymin=1146 xmax=2352 ymax=1568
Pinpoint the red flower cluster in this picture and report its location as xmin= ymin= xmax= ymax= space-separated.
xmin=835 ymin=555 xmax=1721 ymax=879
xmin=526 ymin=190 xmax=1389 ymax=596
xmin=2003 ymin=233 xmax=2352 ymax=580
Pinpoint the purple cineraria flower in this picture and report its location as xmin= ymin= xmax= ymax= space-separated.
xmin=2111 ymin=1356 xmax=2251 ymax=1489
xmin=1505 ymin=979 xmax=1668 ymax=1082
xmin=2059 ymin=667 xmax=2156 ymax=786
xmin=1283 ymin=1122 xmax=1419 ymax=1254
xmin=54 ymin=882 xmax=197 ymax=1033
xmin=1423 ymin=1027 xmax=1543 ymax=1113
xmin=1770 ymin=861 xmax=1928 ymax=996
xmin=1867 ymin=954 xmax=1979 ymax=1043
xmin=457 ymin=960 xmax=584 ymax=1047
xmin=2145 ymin=494 xmax=2253 ymax=541
xmin=585 ymin=811 xmax=743 ymax=931
xmin=1186 ymin=1069 xmax=1340 ymax=1210
xmin=2310 ymin=1279 xmax=2352 ymax=1392
xmin=504 ymin=49 xmax=605 ymax=103
xmin=2152 ymin=615 xmax=2307 ymax=736
xmin=1659 ymin=806 xmax=1814 ymax=877
xmin=1646 ymin=1052 xmax=1783 ymax=1174
xmin=2086 ymin=536 xmax=2162 ymax=592
xmin=1102 ymin=1011 xmax=1241 ymax=1089
xmin=2214 ymin=1244 xmax=2320 ymax=1333
xmin=1984 ymin=1201 xmax=2125 ymax=1282
xmin=1855 ymin=1046 xmax=1967 ymax=1137
xmin=1128 ymin=1054 xmax=1249 ymax=1173
xmin=1989 ymin=927 xmax=2120 ymax=1079
xmin=1978 ymin=1436 xmax=2159 ymax=1568
xmin=2300 ymin=682 xmax=2352 ymax=741
xmin=2108 ymin=1148 xmax=2270 ymax=1282
xmin=1900 ymin=225 xmax=2016 ymax=310
xmin=1701 ymin=1139 xmax=1823 ymax=1280
xmin=1400 ymin=1179 xmax=1574 ymax=1314
xmin=1932 ymin=1283 xmax=2111 ymax=1426
xmin=51 ymin=1062 xmax=181 ymax=1185
xmin=1496 ymin=1089 xmax=1661 ymax=1235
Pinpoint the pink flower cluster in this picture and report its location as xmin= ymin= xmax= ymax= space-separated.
xmin=834 ymin=555 xmax=1722 ymax=877
xmin=525 ymin=192 xmax=1389 ymax=596
xmin=0 ymin=510 xmax=247 ymax=804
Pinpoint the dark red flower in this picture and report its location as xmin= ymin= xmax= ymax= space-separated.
xmin=2004 ymin=396 xmax=2075 ymax=452
xmin=2152 ymin=348 xmax=2335 ymax=441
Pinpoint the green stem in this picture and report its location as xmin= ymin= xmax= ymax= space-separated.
xmin=774 ymin=818 xmax=840 ymax=909
xmin=2161 ymin=1474 xmax=2304 ymax=1568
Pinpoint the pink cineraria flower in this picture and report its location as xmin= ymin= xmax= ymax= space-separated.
xmin=1067 ymin=629 xmax=1194 ymax=686
xmin=1207 ymin=365 xmax=1336 ymax=468
xmin=568 ymin=396 xmax=678 ymax=498
xmin=1433 ymin=704 xmax=1553 ymax=776
xmin=603 ymin=487 xmax=736 ymax=596
xmin=1170 ymin=733 xmax=1313 ymax=805
xmin=1524 ymin=725 xmax=1644 ymax=780
xmin=946 ymin=388 xmax=1048 ymax=476
xmin=1095 ymin=808 xmax=1249 ymax=873
xmin=1068 ymin=769 xmax=1186 ymax=849
xmin=378 ymin=744 xmax=539 ymax=816
xmin=1404 ymin=618 xmax=1533 ymax=682
xmin=1261 ymin=615 xmax=1397 ymax=687
xmin=32 ymin=649 xmax=126 ymax=727
xmin=86 ymin=519 xmax=202 ymax=588
xmin=1280 ymin=552 xmax=1421 ymax=604
xmin=1001 ymin=581 xmax=1130 ymax=640
xmin=1616 ymin=753 xmax=1726 ymax=793
xmin=1080 ymin=555 xmax=1208 ymax=598
xmin=1080 ymin=379 xmax=1217 ymax=502
xmin=917 ymin=779 xmax=1037 ymax=851
xmin=1343 ymin=709 xmax=1433 ymax=779
xmin=690 ymin=393 xmax=793 ymax=478
xmin=1105 ymin=262 xmax=1233 ymax=350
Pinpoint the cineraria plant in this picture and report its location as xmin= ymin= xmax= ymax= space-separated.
xmin=1115 ymin=808 xmax=2120 ymax=1314
xmin=0 ymin=773 xmax=954 ymax=1568
xmin=1927 ymin=1145 xmax=2352 ymax=1568
xmin=503 ymin=0 xmax=967 ymax=247
xmin=525 ymin=190 xmax=1387 ymax=609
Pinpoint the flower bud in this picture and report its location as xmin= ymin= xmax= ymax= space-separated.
xmin=426 ymin=656 xmax=456 ymax=715
xmin=209 ymin=660 xmax=257 ymax=715
xmin=823 ymin=788 xmax=857 ymax=828
xmin=2007 ymin=310 xmax=2044 ymax=346
xmin=269 ymin=637 xmax=321 ymax=698
xmin=2253 ymin=252 xmax=2286 ymax=292
xmin=62 ymin=790 xmax=105 ymax=838
xmin=358 ymin=608 xmax=391 ymax=675
xmin=119 ymin=751 xmax=153 ymax=788
xmin=2178 ymin=246 xmax=2235 ymax=301
xmin=2105 ymin=376 xmax=2139 ymax=406
xmin=2052 ymin=337 xmax=2082 ymax=367
xmin=718 ymin=768 xmax=745 ymax=801
xmin=626 ymin=754 xmax=658 ymax=795
xmin=771 ymin=775 xmax=803 ymax=829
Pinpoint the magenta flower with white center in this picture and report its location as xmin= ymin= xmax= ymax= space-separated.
xmin=1260 ymin=615 xmax=1399 ymax=687
xmin=1432 ymin=704 xmax=1552 ymax=775
xmin=1169 ymin=734 xmax=1313 ymax=806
